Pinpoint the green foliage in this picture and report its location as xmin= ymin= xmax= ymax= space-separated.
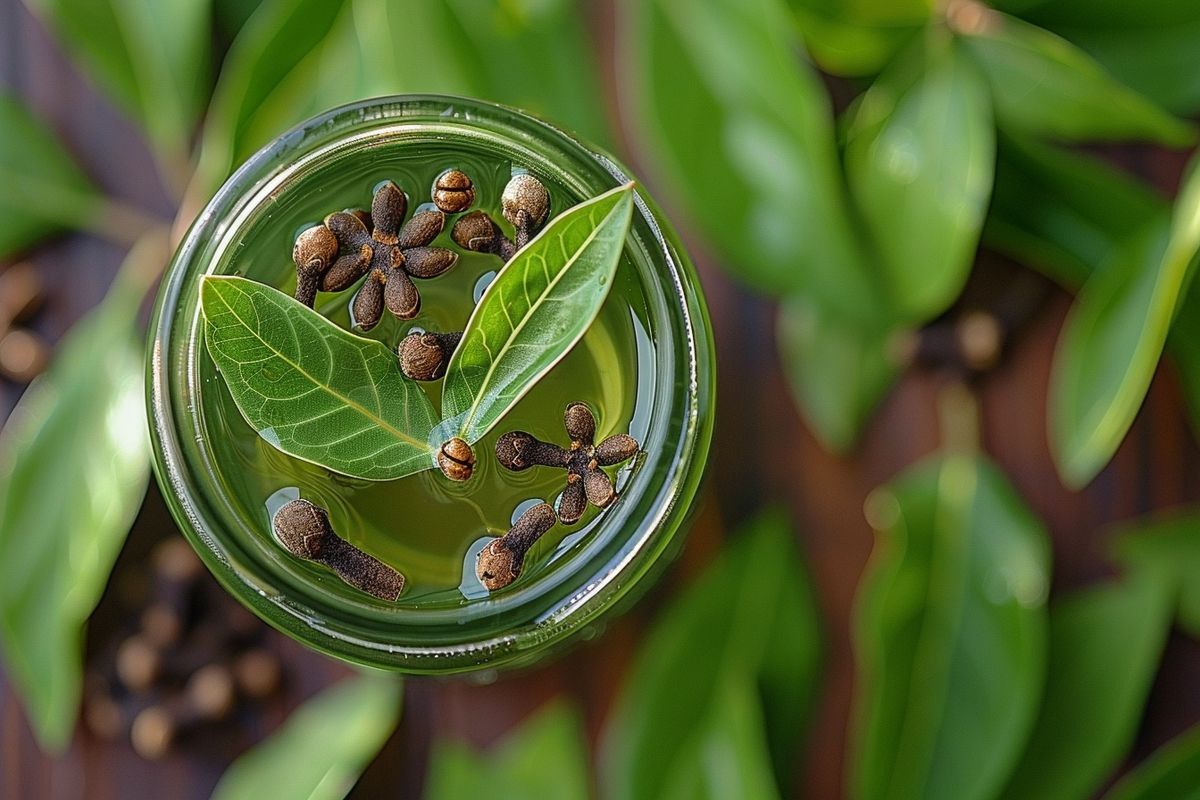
xmin=200 ymin=276 xmax=438 ymax=480
xmin=423 ymin=702 xmax=590 ymax=800
xmin=1049 ymin=154 xmax=1200 ymax=487
xmin=601 ymin=510 xmax=822 ymax=799
xmin=212 ymin=675 xmax=402 ymax=800
xmin=776 ymin=295 xmax=898 ymax=451
xmin=620 ymin=0 xmax=881 ymax=318
xmin=22 ymin=0 xmax=210 ymax=164
xmin=1111 ymin=510 xmax=1200 ymax=637
xmin=1104 ymin=724 xmax=1200 ymax=800
xmin=443 ymin=184 xmax=634 ymax=444
xmin=961 ymin=12 xmax=1193 ymax=146
xmin=849 ymin=455 xmax=1050 ymax=800
xmin=0 ymin=95 xmax=101 ymax=258
xmin=844 ymin=34 xmax=993 ymax=321
xmin=999 ymin=575 xmax=1174 ymax=800
xmin=0 ymin=234 xmax=158 ymax=751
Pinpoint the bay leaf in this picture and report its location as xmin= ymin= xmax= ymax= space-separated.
xmin=961 ymin=13 xmax=1193 ymax=146
xmin=850 ymin=455 xmax=1050 ymax=800
xmin=201 ymin=276 xmax=438 ymax=481
xmin=1049 ymin=153 xmax=1200 ymax=488
xmin=0 ymin=233 xmax=161 ymax=751
xmin=440 ymin=183 xmax=634 ymax=445
xmin=212 ymin=675 xmax=402 ymax=800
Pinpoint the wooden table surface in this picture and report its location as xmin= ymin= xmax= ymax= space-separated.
xmin=3 ymin=1 xmax=1200 ymax=797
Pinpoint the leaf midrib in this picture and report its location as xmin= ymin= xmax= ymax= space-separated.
xmin=456 ymin=198 xmax=621 ymax=435
xmin=209 ymin=283 xmax=430 ymax=453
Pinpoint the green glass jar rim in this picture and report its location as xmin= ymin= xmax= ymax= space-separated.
xmin=148 ymin=95 xmax=714 ymax=673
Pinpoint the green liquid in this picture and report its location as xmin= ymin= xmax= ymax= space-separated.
xmin=197 ymin=137 xmax=656 ymax=609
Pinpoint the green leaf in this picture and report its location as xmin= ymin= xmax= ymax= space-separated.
xmin=0 ymin=234 xmax=159 ymax=752
xmin=601 ymin=510 xmax=822 ymax=799
xmin=200 ymin=276 xmax=438 ymax=480
xmin=423 ymin=701 xmax=590 ymax=800
xmin=352 ymin=0 xmax=612 ymax=148
xmin=984 ymin=135 xmax=1165 ymax=289
xmin=961 ymin=13 xmax=1194 ymax=146
xmin=658 ymin=677 xmax=782 ymax=800
xmin=1110 ymin=510 xmax=1200 ymax=637
xmin=621 ymin=0 xmax=882 ymax=319
xmin=777 ymin=294 xmax=898 ymax=451
xmin=849 ymin=455 xmax=1050 ymax=800
xmin=0 ymin=94 xmax=101 ymax=258
xmin=197 ymin=0 xmax=349 ymax=191
xmin=1104 ymin=724 xmax=1200 ymax=800
xmin=845 ymin=36 xmax=994 ymax=321
xmin=981 ymin=138 xmax=1200 ymax=442
xmin=786 ymin=3 xmax=920 ymax=77
xmin=999 ymin=575 xmax=1174 ymax=800
xmin=441 ymin=184 xmax=634 ymax=445
xmin=1049 ymin=153 xmax=1200 ymax=487
xmin=212 ymin=675 xmax=402 ymax=800
xmin=22 ymin=0 xmax=209 ymax=161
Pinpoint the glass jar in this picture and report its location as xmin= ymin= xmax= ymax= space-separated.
xmin=147 ymin=96 xmax=714 ymax=674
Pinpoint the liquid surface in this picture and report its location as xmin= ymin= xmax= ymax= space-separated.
xmin=196 ymin=137 xmax=655 ymax=608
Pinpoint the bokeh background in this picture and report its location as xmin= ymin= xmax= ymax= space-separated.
xmin=4 ymin=0 xmax=1200 ymax=798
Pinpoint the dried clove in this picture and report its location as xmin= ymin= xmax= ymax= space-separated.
xmin=398 ymin=330 xmax=462 ymax=381
xmin=0 ymin=329 xmax=50 ymax=383
xmin=437 ymin=437 xmax=476 ymax=482
xmin=291 ymin=225 xmax=339 ymax=307
xmin=432 ymin=169 xmax=475 ymax=213
xmin=476 ymin=502 xmax=558 ymax=591
xmin=321 ymin=180 xmax=459 ymax=328
xmin=495 ymin=402 xmax=639 ymax=524
xmin=451 ymin=211 xmax=518 ymax=262
xmin=501 ymin=174 xmax=551 ymax=247
xmin=272 ymin=499 xmax=406 ymax=601
xmin=130 ymin=665 xmax=235 ymax=759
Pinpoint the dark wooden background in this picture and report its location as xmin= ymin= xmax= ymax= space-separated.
xmin=4 ymin=0 xmax=1200 ymax=797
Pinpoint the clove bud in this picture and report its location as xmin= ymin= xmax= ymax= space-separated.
xmin=272 ymin=500 xmax=406 ymax=601
xmin=398 ymin=330 xmax=463 ymax=381
xmin=292 ymin=225 xmax=339 ymax=307
xmin=501 ymin=174 xmax=551 ymax=246
xmin=476 ymin=502 xmax=558 ymax=591
xmin=432 ymin=169 xmax=475 ymax=213
xmin=437 ymin=437 xmax=476 ymax=481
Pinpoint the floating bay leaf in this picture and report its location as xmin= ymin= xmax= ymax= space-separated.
xmin=201 ymin=276 xmax=437 ymax=481
xmin=441 ymin=183 xmax=634 ymax=445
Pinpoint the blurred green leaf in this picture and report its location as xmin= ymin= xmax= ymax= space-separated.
xmin=0 ymin=233 xmax=160 ymax=751
xmin=845 ymin=35 xmax=994 ymax=321
xmin=215 ymin=0 xmax=265 ymax=38
xmin=621 ymin=0 xmax=882 ymax=320
xmin=0 ymin=94 xmax=101 ymax=258
xmin=790 ymin=0 xmax=931 ymax=26
xmin=997 ymin=0 xmax=1200 ymax=114
xmin=22 ymin=0 xmax=210 ymax=162
xmin=1111 ymin=511 xmax=1200 ymax=636
xmin=353 ymin=0 xmax=611 ymax=147
xmin=961 ymin=13 xmax=1193 ymax=146
xmin=658 ymin=677 xmax=781 ymax=800
xmin=601 ymin=510 xmax=821 ymax=799
xmin=777 ymin=295 xmax=898 ymax=451
xmin=197 ymin=0 xmax=349 ymax=191
xmin=999 ymin=575 xmax=1174 ymax=800
xmin=1049 ymin=154 xmax=1200 ymax=488
xmin=850 ymin=455 xmax=1050 ymax=800
xmin=212 ymin=675 xmax=402 ymax=800
xmin=423 ymin=702 xmax=589 ymax=800
xmin=1104 ymin=724 xmax=1200 ymax=800
xmin=985 ymin=136 xmax=1164 ymax=289
xmin=787 ymin=2 xmax=919 ymax=77
xmin=983 ymin=138 xmax=1200 ymax=442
